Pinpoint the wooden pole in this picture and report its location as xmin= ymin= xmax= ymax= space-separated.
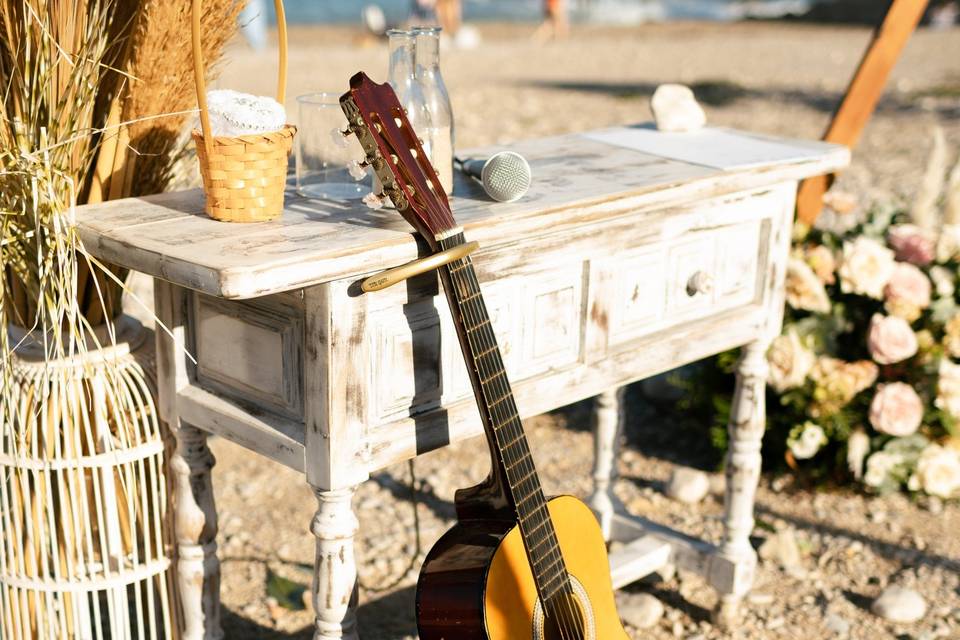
xmin=796 ymin=0 xmax=928 ymax=225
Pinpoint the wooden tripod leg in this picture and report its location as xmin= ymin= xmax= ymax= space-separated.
xmin=796 ymin=0 xmax=929 ymax=225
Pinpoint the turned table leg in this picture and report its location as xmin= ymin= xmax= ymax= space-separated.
xmin=170 ymin=423 xmax=223 ymax=640
xmin=712 ymin=340 xmax=769 ymax=626
xmin=588 ymin=387 xmax=625 ymax=541
xmin=310 ymin=486 xmax=360 ymax=640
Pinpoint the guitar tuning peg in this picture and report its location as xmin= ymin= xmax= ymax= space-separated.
xmin=348 ymin=160 xmax=368 ymax=181
xmin=362 ymin=192 xmax=386 ymax=210
xmin=330 ymin=127 xmax=351 ymax=149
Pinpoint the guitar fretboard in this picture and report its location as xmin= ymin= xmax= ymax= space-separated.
xmin=438 ymin=231 xmax=570 ymax=603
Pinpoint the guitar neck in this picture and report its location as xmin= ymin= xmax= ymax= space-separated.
xmin=437 ymin=230 xmax=570 ymax=602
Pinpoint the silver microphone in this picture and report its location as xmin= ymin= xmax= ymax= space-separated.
xmin=458 ymin=151 xmax=532 ymax=203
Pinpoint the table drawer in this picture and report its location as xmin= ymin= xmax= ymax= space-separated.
xmin=365 ymin=263 xmax=586 ymax=423
xmin=597 ymin=196 xmax=771 ymax=349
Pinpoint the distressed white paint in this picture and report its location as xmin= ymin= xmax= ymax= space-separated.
xmin=712 ymin=341 xmax=770 ymax=627
xmin=588 ymin=388 xmax=624 ymax=540
xmin=154 ymin=282 xmax=223 ymax=640
xmin=81 ymin=126 xmax=843 ymax=638
xmin=75 ymin=128 xmax=848 ymax=300
xmin=310 ymin=487 xmax=359 ymax=640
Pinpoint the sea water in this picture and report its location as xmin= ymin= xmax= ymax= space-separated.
xmin=266 ymin=0 xmax=814 ymax=26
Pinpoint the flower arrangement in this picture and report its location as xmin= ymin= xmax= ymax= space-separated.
xmin=681 ymin=130 xmax=960 ymax=499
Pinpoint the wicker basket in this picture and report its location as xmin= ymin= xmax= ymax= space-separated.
xmin=191 ymin=0 xmax=296 ymax=222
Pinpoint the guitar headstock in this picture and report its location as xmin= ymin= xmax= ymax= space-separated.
xmin=340 ymin=72 xmax=456 ymax=247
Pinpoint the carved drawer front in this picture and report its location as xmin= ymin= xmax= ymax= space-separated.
xmin=441 ymin=278 xmax=519 ymax=405
xmin=191 ymin=293 xmax=305 ymax=419
xmin=368 ymin=265 xmax=586 ymax=422
xmin=369 ymin=300 xmax=444 ymax=422
xmin=601 ymin=218 xmax=766 ymax=348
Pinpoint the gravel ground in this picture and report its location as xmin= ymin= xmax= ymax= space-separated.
xmin=206 ymin=21 xmax=960 ymax=639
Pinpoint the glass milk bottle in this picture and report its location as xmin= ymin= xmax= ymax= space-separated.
xmin=414 ymin=26 xmax=455 ymax=195
xmin=384 ymin=29 xmax=432 ymax=197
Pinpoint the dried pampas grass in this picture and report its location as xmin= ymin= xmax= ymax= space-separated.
xmin=2 ymin=1 xmax=243 ymax=636
xmin=910 ymin=126 xmax=947 ymax=231
xmin=82 ymin=0 xmax=243 ymax=325
xmin=91 ymin=0 xmax=244 ymax=201
xmin=945 ymin=150 xmax=960 ymax=226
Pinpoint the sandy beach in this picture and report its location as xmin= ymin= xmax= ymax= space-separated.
xmin=207 ymin=21 xmax=960 ymax=639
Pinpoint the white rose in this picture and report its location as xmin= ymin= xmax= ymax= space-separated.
xmin=936 ymin=359 xmax=960 ymax=420
xmin=838 ymin=237 xmax=896 ymax=299
xmin=913 ymin=443 xmax=960 ymax=498
xmin=847 ymin=429 xmax=871 ymax=480
xmin=785 ymin=256 xmax=831 ymax=313
xmin=863 ymin=451 xmax=903 ymax=488
xmin=767 ymin=330 xmax=816 ymax=392
xmin=788 ymin=422 xmax=828 ymax=460
xmin=937 ymin=224 xmax=960 ymax=262
xmin=930 ymin=265 xmax=956 ymax=299
xmin=868 ymin=383 xmax=923 ymax=437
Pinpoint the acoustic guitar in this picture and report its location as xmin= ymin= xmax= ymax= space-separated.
xmin=341 ymin=72 xmax=629 ymax=640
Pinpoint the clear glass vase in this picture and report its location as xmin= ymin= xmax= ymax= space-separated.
xmin=414 ymin=26 xmax=455 ymax=195
xmin=384 ymin=29 xmax=433 ymax=199
xmin=387 ymin=29 xmax=432 ymax=146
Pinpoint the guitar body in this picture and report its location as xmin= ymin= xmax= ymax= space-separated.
xmin=417 ymin=496 xmax=630 ymax=640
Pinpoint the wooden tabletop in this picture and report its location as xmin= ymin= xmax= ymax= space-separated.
xmin=76 ymin=125 xmax=848 ymax=299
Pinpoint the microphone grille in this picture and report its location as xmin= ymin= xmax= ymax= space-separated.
xmin=481 ymin=152 xmax=532 ymax=203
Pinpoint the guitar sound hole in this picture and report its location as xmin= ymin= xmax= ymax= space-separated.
xmin=533 ymin=577 xmax=596 ymax=640
xmin=542 ymin=594 xmax=586 ymax=640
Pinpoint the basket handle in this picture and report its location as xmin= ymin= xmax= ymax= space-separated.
xmin=191 ymin=0 xmax=289 ymax=154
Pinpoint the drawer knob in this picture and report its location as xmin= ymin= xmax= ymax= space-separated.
xmin=687 ymin=271 xmax=713 ymax=297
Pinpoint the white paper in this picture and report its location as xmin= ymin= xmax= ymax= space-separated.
xmin=582 ymin=125 xmax=819 ymax=170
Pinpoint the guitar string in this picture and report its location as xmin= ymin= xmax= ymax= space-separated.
xmin=438 ymin=252 xmax=561 ymax=559
xmin=444 ymin=256 xmax=584 ymax=640
xmin=440 ymin=247 xmax=565 ymax=581
xmin=439 ymin=236 xmax=583 ymax=638
xmin=441 ymin=248 xmax=571 ymax=592
xmin=441 ymin=257 xmax=580 ymax=640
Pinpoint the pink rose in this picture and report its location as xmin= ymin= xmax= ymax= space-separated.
xmin=867 ymin=314 xmax=918 ymax=365
xmin=887 ymin=224 xmax=935 ymax=266
xmin=869 ymin=382 xmax=923 ymax=436
xmin=884 ymin=262 xmax=931 ymax=321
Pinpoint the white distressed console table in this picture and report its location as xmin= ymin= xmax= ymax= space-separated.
xmin=76 ymin=124 xmax=847 ymax=639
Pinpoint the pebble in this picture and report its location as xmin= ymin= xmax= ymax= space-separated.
xmin=617 ymin=592 xmax=664 ymax=629
xmin=758 ymin=528 xmax=803 ymax=569
xmin=265 ymin=596 xmax=284 ymax=621
xmin=924 ymin=497 xmax=944 ymax=515
xmin=672 ymin=620 xmax=685 ymax=637
xmin=824 ymin=611 xmax=851 ymax=635
xmin=651 ymin=84 xmax=706 ymax=132
xmin=656 ymin=563 xmax=677 ymax=582
xmin=771 ymin=475 xmax=791 ymax=492
xmin=869 ymin=509 xmax=888 ymax=524
xmin=665 ymin=466 xmax=710 ymax=504
xmin=707 ymin=473 xmax=725 ymax=496
xmin=767 ymin=616 xmax=786 ymax=630
xmin=748 ymin=592 xmax=775 ymax=605
xmin=871 ymin=585 xmax=927 ymax=623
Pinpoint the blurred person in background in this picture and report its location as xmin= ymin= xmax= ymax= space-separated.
xmin=534 ymin=0 xmax=569 ymax=42
xmin=410 ymin=0 xmax=438 ymax=24
xmin=436 ymin=0 xmax=462 ymax=37
xmin=239 ymin=0 xmax=268 ymax=51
